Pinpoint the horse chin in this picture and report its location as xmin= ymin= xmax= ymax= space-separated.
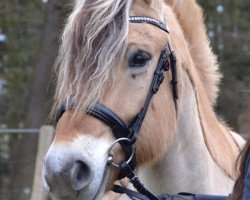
xmin=78 ymin=165 xmax=111 ymax=200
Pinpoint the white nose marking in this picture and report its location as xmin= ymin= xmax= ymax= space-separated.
xmin=42 ymin=135 xmax=113 ymax=199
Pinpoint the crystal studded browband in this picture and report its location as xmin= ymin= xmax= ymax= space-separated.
xmin=129 ymin=16 xmax=169 ymax=33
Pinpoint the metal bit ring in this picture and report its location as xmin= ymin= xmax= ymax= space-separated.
xmin=107 ymin=138 xmax=135 ymax=168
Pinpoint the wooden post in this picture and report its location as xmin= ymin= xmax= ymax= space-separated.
xmin=31 ymin=126 xmax=54 ymax=200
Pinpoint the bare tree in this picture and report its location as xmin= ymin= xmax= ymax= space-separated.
xmin=10 ymin=1 xmax=65 ymax=199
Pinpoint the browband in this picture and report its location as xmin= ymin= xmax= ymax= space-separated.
xmin=129 ymin=16 xmax=169 ymax=33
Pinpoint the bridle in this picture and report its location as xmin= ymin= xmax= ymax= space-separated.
xmin=88 ymin=16 xmax=177 ymax=200
xmin=57 ymin=16 xmax=178 ymax=200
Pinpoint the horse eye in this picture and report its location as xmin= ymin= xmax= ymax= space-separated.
xmin=128 ymin=51 xmax=151 ymax=68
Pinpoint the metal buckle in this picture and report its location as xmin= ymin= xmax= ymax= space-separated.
xmin=107 ymin=138 xmax=135 ymax=168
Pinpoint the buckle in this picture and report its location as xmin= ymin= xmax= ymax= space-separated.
xmin=107 ymin=138 xmax=135 ymax=168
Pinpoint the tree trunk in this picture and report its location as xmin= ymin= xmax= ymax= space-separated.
xmin=238 ymin=92 xmax=250 ymax=139
xmin=10 ymin=1 xmax=65 ymax=199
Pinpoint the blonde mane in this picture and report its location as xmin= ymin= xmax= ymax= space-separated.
xmin=166 ymin=0 xmax=241 ymax=179
xmin=43 ymin=1 xmax=245 ymax=198
xmin=53 ymin=0 xmax=132 ymax=116
xmin=167 ymin=0 xmax=222 ymax=106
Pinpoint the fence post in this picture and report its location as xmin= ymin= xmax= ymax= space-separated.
xmin=31 ymin=125 xmax=54 ymax=200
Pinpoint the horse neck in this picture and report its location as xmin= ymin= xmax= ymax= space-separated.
xmin=138 ymin=70 xmax=234 ymax=195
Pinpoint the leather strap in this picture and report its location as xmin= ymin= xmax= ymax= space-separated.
xmin=87 ymin=104 xmax=137 ymax=180
xmin=127 ymin=46 xmax=169 ymax=144
xmin=87 ymin=104 xmax=130 ymax=138
xmin=57 ymin=16 xmax=178 ymax=200
xmin=113 ymin=162 xmax=160 ymax=200
xmin=113 ymin=185 xmax=150 ymax=200
xmin=169 ymin=43 xmax=178 ymax=100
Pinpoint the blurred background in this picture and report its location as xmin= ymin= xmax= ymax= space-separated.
xmin=0 ymin=0 xmax=249 ymax=199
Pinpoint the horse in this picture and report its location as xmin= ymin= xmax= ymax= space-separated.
xmin=42 ymin=0 xmax=245 ymax=199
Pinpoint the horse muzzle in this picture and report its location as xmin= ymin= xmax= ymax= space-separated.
xmin=42 ymin=136 xmax=112 ymax=200
xmin=43 ymin=151 xmax=92 ymax=197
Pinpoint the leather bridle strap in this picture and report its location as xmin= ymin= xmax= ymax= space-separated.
xmin=88 ymin=103 xmax=130 ymax=139
xmin=87 ymin=45 xmax=170 ymax=179
xmin=87 ymin=103 xmax=137 ymax=180
xmin=127 ymin=46 xmax=170 ymax=144
xmin=86 ymin=16 xmax=176 ymax=200
xmin=113 ymin=185 xmax=151 ymax=200
xmin=58 ymin=16 xmax=177 ymax=200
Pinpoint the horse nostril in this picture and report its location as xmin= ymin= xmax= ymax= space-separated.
xmin=70 ymin=160 xmax=93 ymax=191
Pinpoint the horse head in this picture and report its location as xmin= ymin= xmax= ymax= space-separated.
xmin=43 ymin=0 xmax=243 ymax=199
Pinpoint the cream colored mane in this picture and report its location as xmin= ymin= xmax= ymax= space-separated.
xmin=166 ymin=0 xmax=221 ymax=106
xmin=166 ymin=0 xmax=241 ymax=179
xmin=53 ymin=0 xmax=132 ymax=117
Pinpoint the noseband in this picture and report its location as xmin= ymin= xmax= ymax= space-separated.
xmin=58 ymin=16 xmax=178 ymax=200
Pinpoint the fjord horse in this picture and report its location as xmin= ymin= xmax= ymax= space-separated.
xmin=43 ymin=0 xmax=245 ymax=199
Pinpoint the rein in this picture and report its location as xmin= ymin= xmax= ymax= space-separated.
xmin=58 ymin=16 xmax=178 ymax=200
